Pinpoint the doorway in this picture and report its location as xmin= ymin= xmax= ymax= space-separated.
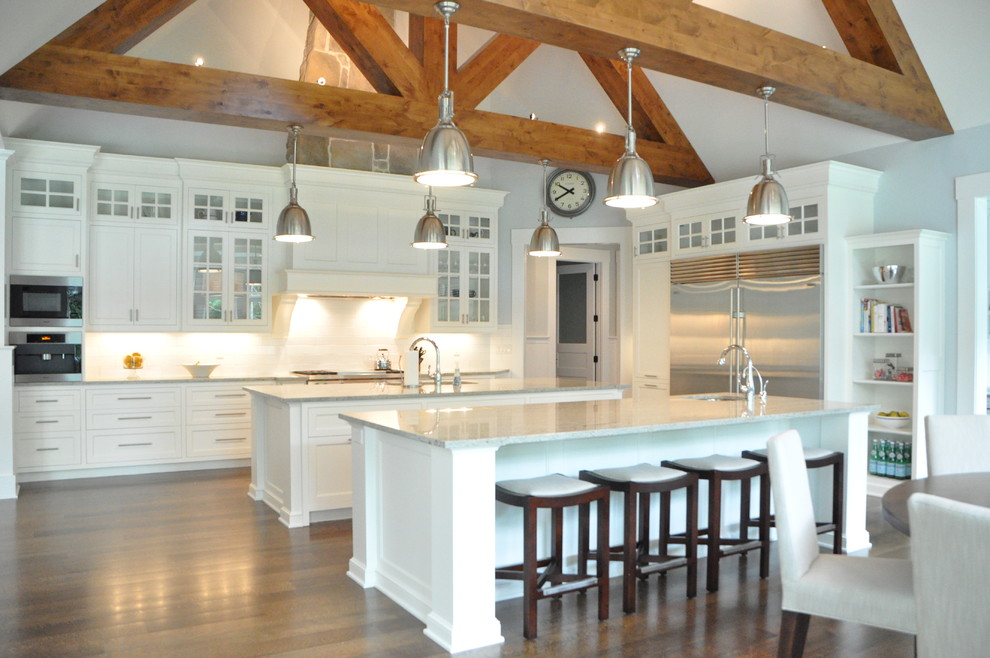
xmin=556 ymin=261 xmax=599 ymax=380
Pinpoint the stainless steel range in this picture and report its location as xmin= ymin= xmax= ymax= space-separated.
xmin=291 ymin=369 xmax=403 ymax=384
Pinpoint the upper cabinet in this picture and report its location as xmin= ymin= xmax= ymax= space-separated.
xmin=176 ymin=159 xmax=279 ymax=233
xmin=13 ymin=170 xmax=83 ymax=217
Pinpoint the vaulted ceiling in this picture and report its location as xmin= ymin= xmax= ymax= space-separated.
xmin=0 ymin=0 xmax=959 ymax=187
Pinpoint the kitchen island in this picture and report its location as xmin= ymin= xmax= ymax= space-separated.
xmin=340 ymin=394 xmax=875 ymax=653
xmin=244 ymin=378 xmax=626 ymax=527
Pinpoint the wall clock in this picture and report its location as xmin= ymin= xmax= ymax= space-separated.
xmin=546 ymin=168 xmax=596 ymax=217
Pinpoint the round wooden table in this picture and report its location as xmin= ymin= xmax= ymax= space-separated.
xmin=881 ymin=472 xmax=990 ymax=535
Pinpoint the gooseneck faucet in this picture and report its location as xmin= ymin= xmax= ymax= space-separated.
xmin=409 ymin=337 xmax=442 ymax=387
xmin=717 ymin=344 xmax=766 ymax=405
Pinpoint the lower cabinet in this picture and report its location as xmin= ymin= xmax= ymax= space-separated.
xmin=13 ymin=386 xmax=83 ymax=469
xmin=185 ymin=384 xmax=253 ymax=458
xmin=86 ymin=385 xmax=182 ymax=464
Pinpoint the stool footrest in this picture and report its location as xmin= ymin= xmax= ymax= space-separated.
xmin=541 ymin=576 xmax=599 ymax=598
xmin=639 ymin=556 xmax=689 ymax=575
xmin=719 ymin=539 xmax=763 ymax=557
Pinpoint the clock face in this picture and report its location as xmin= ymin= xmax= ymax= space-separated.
xmin=546 ymin=169 xmax=595 ymax=217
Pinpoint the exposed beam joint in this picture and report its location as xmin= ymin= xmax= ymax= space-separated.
xmin=52 ymin=0 xmax=197 ymax=54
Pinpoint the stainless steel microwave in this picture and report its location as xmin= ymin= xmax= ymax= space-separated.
xmin=8 ymin=275 xmax=83 ymax=327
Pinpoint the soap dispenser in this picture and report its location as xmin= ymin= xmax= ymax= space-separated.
xmin=452 ymin=354 xmax=462 ymax=388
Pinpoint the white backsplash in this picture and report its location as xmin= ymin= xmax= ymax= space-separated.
xmin=84 ymin=297 xmax=497 ymax=379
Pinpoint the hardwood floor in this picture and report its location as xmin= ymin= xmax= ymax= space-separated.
xmin=0 ymin=468 xmax=914 ymax=657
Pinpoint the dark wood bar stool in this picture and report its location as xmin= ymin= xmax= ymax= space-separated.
xmin=741 ymin=446 xmax=845 ymax=554
xmin=578 ymin=463 xmax=699 ymax=613
xmin=495 ymin=474 xmax=610 ymax=640
xmin=662 ymin=455 xmax=770 ymax=593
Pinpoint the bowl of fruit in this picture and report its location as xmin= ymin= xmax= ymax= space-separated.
xmin=873 ymin=410 xmax=911 ymax=429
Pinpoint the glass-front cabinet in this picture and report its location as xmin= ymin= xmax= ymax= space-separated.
xmin=187 ymin=188 xmax=269 ymax=229
xmin=187 ymin=231 xmax=266 ymax=329
xmin=423 ymin=209 xmax=496 ymax=330
xmin=92 ymin=183 xmax=178 ymax=223
xmin=13 ymin=170 xmax=82 ymax=216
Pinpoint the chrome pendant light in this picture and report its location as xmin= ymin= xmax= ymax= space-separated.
xmin=604 ymin=47 xmax=657 ymax=209
xmin=413 ymin=1 xmax=477 ymax=188
xmin=528 ymin=160 xmax=561 ymax=257
xmin=274 ymin=125 xmax=315 ymax=243
xmin=412 ymin=187 xmax=448 ymax=249
xmin=744 ymin=86 xmax=792 ymax=226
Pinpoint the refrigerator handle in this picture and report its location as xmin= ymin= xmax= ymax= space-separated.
xmin=728 ymin=286 xmax=737 ymax=393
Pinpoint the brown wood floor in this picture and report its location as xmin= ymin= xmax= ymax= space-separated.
xmin=0 ymin=468 xmax=914 ymax=657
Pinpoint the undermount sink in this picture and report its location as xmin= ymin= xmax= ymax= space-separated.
xmin=682 ymin=393 xmax=747 ymax=402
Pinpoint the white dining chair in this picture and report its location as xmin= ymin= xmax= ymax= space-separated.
xmin=909 ymin=492 xmax=990 ymax=657
xmin=767 ymin=430 xmax=915 ymax=656
xmin=924 ymin=414 xmax=990 ymax=475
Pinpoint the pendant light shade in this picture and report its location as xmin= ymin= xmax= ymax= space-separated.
xmin=413 ymin=2 xmax=477 ymax=188
xmin=275 ymin=125 xmax=315 ymax=243
xmin=528 ymin=159 xmax=561 ymax=257
xmin=604 ymin=48 xmax=657 ymax=209
xmin=412 ymin=189 xmax=448 ymax=249
xmin=744 ymin=86 xmax=791 ymax=226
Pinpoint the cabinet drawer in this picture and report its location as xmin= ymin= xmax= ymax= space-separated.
xmin=188 ymin=426 xmax=252 ymax=458
xmin=87 ymin=387 xmax=181 ymax=410
xmin=87 ymin=409 xmax=179 ymax=430
xmin=186 ymin=407 xmax=251 ymax=425
xmin=16 ymin=434 xmax=81 ymax=469
xmin=186 ymin=386 xmax=252 ymax=407
xmin=15 ymin=389 xmax=82 ymax=413
xmin=14 ymin=411 xmax=82 ymax=434
xmin=88 ymin=429 xmax=181 ymax=463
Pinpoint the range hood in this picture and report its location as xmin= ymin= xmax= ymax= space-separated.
xmin=272 ymin=269 xmax=435 ymax=338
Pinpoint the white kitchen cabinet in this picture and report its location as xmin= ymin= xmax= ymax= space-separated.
xmin=635 ymin=223 xmax=670 ymax=259
xmin=184 ymin=383 xmax=252 ymax=458
xmin=12 ymin=169 xmax=83 ymax=216
xmin=92 ymin=181 xmax=177 ymax=223
xmin=13 ymin=386 xmax=83 ymax=470
xmin=85 ymin=385 xmax=182 ymax=465
xmin=633 ymin=259 xmax=671 ymax=383
xmin=672 ymin=212 xmax=739 ymax=256
xmin=186 ymin=187 xmax=270 ymax=230
xmin=846 ymin=230 xmax=948 ymax=496
xmin=745 ymin=201 xmax=822 ymax=246
xmin=185 ymin=230 xmax=267 ymax=330
xmin=88 ymin=224 xmax=179 ymax=330
xmin=8 ymin=215 xmax=82 ymax=275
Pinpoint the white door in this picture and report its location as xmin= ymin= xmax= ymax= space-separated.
xmin=556 ymin=262 xmax=598 ymax=380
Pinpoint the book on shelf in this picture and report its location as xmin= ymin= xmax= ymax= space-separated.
xmin=859 ymin=298 xmax=912 ymax=333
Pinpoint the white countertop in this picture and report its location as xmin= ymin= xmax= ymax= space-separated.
xmin=243 ymin=377 xmax=626 ymax=402
xmin=339 ymin=395 xmax=878 ymax=448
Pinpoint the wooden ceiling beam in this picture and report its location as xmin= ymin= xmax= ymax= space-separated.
xmin=302 ymin=0 xmax=427 ymax=100
xmin=361 ymin=0 xmax=952 ymax=139
xmin=51 ymin=0 xmax=197 ymax=54
xmin=409 ymin=16 xmax=453 ymax=100
xmin=454 ymin=34 xmax=540 ymax=110
xmin=820 ymin=0 xmax=901 ymax=72
xmin=0 ymin=44 xmax=712 ymax=187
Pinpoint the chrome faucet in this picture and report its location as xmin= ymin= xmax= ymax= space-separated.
xmin=717 ymin=344 xmax=766 ymax=405
xmin=409 ymin=337 xmax=441 ymax=387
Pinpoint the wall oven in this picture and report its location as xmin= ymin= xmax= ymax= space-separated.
xmin=9 ymin=331 xmax=83 ymax=383
xmin=9 ymin=275 xmax=83 ymax=327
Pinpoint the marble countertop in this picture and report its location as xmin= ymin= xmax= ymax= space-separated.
xmin=16 ymin=370 xmax=510 ymax=386
xmin=242 ymin=377 xmax=626 ymax=403
xmin=339 ymin=395 xmax=878 ymax=448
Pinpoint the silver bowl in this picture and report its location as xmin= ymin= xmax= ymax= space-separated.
xmin=872 ymin=265 xmax=905 ymax=284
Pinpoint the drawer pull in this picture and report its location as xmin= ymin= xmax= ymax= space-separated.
xmin=35 ymin=420 xmax=59 ymax=424
xmin=117 ymin=396 xmax=153 ymax=401
xmin=118 ymin=416 xmax=153 ymax=421
xmin=118 ymin=442 xmax=153 ymax=448
xmin=215 ymin=393 xmax=246 ymax=398
xmin=36 ymin=447 xmax=60 ymax=452
xmin=215 ymin=412 xmax=247 ymax=417
xmin=216 ymin=437 xmax=247 ymax=442
xmin=35 ymin=399 xmax=59 ymax=403
xmin=643 ymin=374 xmax=658 ymax=379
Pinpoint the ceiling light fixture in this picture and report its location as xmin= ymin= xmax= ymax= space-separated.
xmin=274 ymin=125 xmax=315 ymax=243
xmin=744 ymin=86 xmax=792 ymax=226
xmin=528 ymin=159 xmax=561 ymax=258
xmin=413 ymin=1 xmax=477 ymax=188
xmin=412 ymin=187 xmax=448 ymax=249
xmin=604 ymin=47 xmax=657 ymax=209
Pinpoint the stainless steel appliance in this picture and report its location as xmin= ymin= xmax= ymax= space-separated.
xmin=9 ymin=275 xmax=83 ymax=327
xmin=9 ymin=331 xmax=83 ymax=383
xmin=669 ymin=245 xmax=822 ymax=399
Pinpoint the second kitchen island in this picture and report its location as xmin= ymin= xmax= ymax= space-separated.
xmin=341 ymin=394 xmax=875 ymax=652
xmin=245 ymin=378 xmax=626 ymax=527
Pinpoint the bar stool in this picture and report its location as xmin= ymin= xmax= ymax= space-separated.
xmin=741 ymin=446 xmax=844 ymax=553
xmin=495 ymin=473 xmax=610 ymax=640
xmin=662 ymin=455 xmax=770 ymax=593
xmin=578 ymin=463 xmax=699 ymax=613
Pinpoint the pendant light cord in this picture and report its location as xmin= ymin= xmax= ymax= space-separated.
xmin=443 ymin=12 xmax=451 ymax=94
xmin=763 ymin=94 xmax=770 ymax=159
xmin=626 ymin=55 xmax=634 ymax=130
xmin=289 ymin=125 xmax=300 ymax=202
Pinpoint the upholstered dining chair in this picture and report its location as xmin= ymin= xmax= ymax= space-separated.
xmin=767 ymin=430 xmax=916 ymax=656
xmin=924 ymin=414 xmax=990 ymax=475
xmin=909 ymin=492 xmax=990 ymax=657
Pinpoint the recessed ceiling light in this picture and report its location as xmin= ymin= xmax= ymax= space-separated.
xmin=529 ymin=112 xmax=538 ymax=120
xmin=595 ymin=122 xmax=606 ymax=134
xmin=194 ymin=56 xmax=204 ymax=67
xmin=317 ymin=77 xmax=327 ymax=86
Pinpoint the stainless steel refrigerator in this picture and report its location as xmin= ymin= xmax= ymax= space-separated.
xmin=668 ymin=246 xmax=823 ymax=399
